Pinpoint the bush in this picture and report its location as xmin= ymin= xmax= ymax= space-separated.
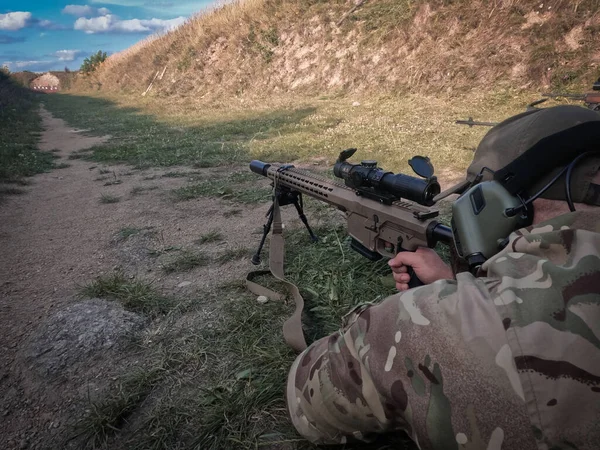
xmin=80 ymin=50 xmax=108 ymax=75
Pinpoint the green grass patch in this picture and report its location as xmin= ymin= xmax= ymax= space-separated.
xmin=81 ymin=272 xmax=172 ymax=316
xmin=162 ymin=250 xmax=211 ymax=274
xmin=0 ymin=73 xmax=54 ymax=184
xmin=196 ymin=230 xmax=224 ymax=244
xmin=100 ymin=193 xmax=120 ymax=204
xmin=116 ymin=227 xmax=143 ymax=240
xmin=0 ymin=186 xmax=26 ymax=195
xmin=217 ymin=246 xmax=254 ymax=264
xmin=72 ymin=364 xmax=167 ymax=449
xmin=68 ymin=153 xmax=88 ymax=160
xmin=223 ymin=209 xmax=242 ymax=218
xmin=131 ymin=185 xmax=159 ymax=195
xmin=173 ymin=171 xmax=271 ymax=203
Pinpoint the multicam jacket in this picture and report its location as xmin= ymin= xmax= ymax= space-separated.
xmin=287 ymin=211 xmax=600 ymax=450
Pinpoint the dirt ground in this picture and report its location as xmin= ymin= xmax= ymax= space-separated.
xmin=0 ymin=106 xmax=465 ymax=449
xmin=0 ymin=107 xmax=276 ymax=449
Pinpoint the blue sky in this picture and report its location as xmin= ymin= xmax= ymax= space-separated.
xmin=1 ymin=1 xmax=219 ymax=72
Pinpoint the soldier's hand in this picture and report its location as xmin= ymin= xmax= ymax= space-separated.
xmin=388 ymin=247 xmax=454 ymax=291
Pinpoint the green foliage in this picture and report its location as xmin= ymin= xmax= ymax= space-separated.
xmin=80 ymin=272 xmax=173 ymax=316
xmin=0 ymin=72 xmax=55 ymax=184
xmin=162 ymin=250 xmax=211 ymax=273
xmin=80 ymin=50 xmax=108 ymax=75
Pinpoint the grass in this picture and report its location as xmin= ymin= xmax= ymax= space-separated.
xmin=42 ymin=88 xmax=549 ymax=189
xmin=196 ymin=230 xmax=224 ymax=244
xmin=116 ymin=227 xmax=143 ymax=240
xmin=162 ymin=250 xmax=211 ymax=274
xmin=80 ymin=272 xmax=173 ymax=316
xmin=131 ymin=185 xmax=159 ymax=195
xmin=0 ymin=72 xmax=54 ymax=184
xmin=0 ymin=186 xmax=26 ymax=195
xmin=100 ymin=193 xmax=120 ymax=204
xmin=223 ymin=208 xmax=242 ymax=218
xmin=217 ymin=245 xmax=254 ymax=264
xmin=72 ymin=221 xmax=424 ymax=450
xmin=173 ymin=171 xmax=271 ymax=203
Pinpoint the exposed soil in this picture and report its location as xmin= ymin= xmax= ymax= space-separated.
xmin=0 ymin=107 xmax=276 ymax=449
xmin=0 ymin=106 xmax=463 ymax=449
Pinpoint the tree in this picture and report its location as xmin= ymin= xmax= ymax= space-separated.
xmin=80 ymin=50 xmax=107 ymax=75
xmin=64 ymin=66 xmax=70 ymax=73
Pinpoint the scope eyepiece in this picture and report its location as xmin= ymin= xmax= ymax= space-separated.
xmin=333 ymin=160 xmax=440 ymax=206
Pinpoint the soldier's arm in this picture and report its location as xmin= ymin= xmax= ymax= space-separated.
xmin=286 ymin=275 xmax=536 ymax=449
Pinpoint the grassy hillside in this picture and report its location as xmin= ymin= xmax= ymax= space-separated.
xmin=77 ymin=0 xmax=600 ymax=100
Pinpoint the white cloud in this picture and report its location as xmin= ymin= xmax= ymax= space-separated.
xmin=62 ymin=5 xmax=111 ymax=17
xmin=2 ymin=60 xmax=54 ymax=71
xmin=54 ymin=50 xmax=82 ymax=61
xmin=0 ymin=12 xmax=32 ymax=31
xmin=74 ymin=14 xmax=186 ymax=34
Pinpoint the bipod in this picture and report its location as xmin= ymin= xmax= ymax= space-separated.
xmin=251 ymin=186 xmax=318 ymax=265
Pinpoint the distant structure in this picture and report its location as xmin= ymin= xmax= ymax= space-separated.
xmin=30 ymin=73 xmax=61 ymax=92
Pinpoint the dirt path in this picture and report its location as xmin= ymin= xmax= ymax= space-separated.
xmin=0 ymin=106 xmax=271 ymax=449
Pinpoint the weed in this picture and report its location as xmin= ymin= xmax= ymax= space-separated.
xmin=55 ymin=162 xmax=71 ymax=169
xmin=72 ymin=365 xmax=165 ymax=449
xmin=104 ymin=180 xmax=122 ymax=186
xmin=49 ymin=148 xmax=62 ymax=153
xmin=0 ymin=73 xmax=53 ymax=182
xmin=173 ymin=171 xmax=270 ymax=203
xmin=80 ymin=272 xmax=172 ymax=315
xmin=217 ymin=245 xmax=253 ymax=264
xmin=162 ymin=251 xmax=211 ymax=273
xmin=68 ymin=153 xmax=87 ymax=160
xmin=196 ymin=230 xmax=224 ymax=244
xmin=98 ymin=168 xmax=112 ymax=174
xmin=0 ymin=186 xmax=25 ymax=195
xmin=223 ymin=209 xmax=242 ymax=218
xmin=116 ymin=227 xmax=142 ymax=240
xmin=131 ymin=185 xmax=158 ymax=195
xmin=162 ymin=171 xmax=193 ymax=178
xmin=100 ymin=194 xmax=120 ymax=204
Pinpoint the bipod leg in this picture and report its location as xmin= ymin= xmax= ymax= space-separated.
xmin=251 ymin=202 xmax=275 ymax=265
xmin=292 ymin=193 xmax=318 ymax=243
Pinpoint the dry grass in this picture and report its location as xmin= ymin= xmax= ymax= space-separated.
xmin=71 ymin=0 xmax=600 ymax=100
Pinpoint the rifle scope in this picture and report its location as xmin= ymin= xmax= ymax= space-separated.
xmin=333 ymin=160 xmax=440 ymax=206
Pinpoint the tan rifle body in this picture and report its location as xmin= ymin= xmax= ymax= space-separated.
xmin=260 ymin=162 xmax=453 ymax=257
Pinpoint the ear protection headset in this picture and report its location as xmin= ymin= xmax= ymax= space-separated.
xmin=451 ymin=121 xmax=600 ymax=272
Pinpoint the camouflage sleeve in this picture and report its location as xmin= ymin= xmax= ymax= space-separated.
xmin=287 ymin=211 xmax=600 ymax=450
xmin=287 ymin=275 xmax=537 ymax=450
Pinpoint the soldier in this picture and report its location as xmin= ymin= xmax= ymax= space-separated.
xmin=287 ymin=105 xmax=600 ymax=449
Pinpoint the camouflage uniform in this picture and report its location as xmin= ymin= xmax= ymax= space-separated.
xmin=287 ymin=211 xmax=600 ymax=449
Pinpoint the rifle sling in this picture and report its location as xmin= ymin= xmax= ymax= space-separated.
xmin=245 ymin=196 xmax=308 ymax=353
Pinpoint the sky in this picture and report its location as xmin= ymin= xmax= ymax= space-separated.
xmin=1 ymin=1 xmax=220 ymax=73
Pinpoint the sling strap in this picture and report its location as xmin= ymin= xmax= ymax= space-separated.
xmin=245 ymin=195 xmax=308 ymax=353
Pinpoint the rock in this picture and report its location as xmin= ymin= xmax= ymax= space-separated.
xmin=177 ymin=281 xmax=192 ymax=288
xmin=256 ymin=296 xmax=269 ymax=304
xmin=20 ymin=299 xmax=145 ymax=379
xmin=352 ymin=101 xmax=360 ymax=107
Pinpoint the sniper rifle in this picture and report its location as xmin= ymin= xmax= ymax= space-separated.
xmin=247 ymin=149 xmax=453 ymax=351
